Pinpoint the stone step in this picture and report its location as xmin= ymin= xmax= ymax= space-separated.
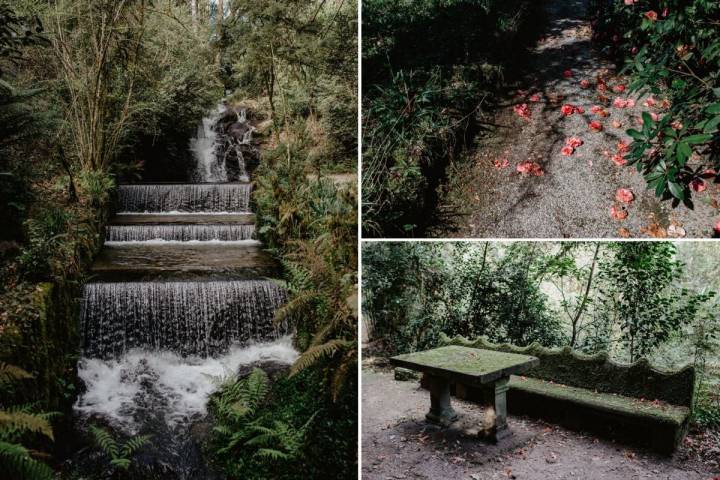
xmin=110 ymin=213 xmax=255 ymax=225
xmin=90 ymin=243 xmax=279 ymax=281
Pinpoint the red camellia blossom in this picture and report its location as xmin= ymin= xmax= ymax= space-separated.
xmin=517 ymin=161 xmax=544 ymax=176
xmin=643 ymin=96 xmax=656 ymax=108
xmin=612 ymin=120 xmax=623 ymax=128
xmin=574 ymin=106 xmax=585 ymax=114
xmin=631 ymin=46 xmax=639 ymax=54
xmin=591 ymin=105 xmax=603 ymax=113
xmin=580 ymin=79 xmax=591 ymax=89
xmin=530 ymin=94 xmax=541 ymax=102
xmin=612 ymin=85 xmax=626 ymax=93
xmin=615 ymin=188 xmax=634 ymax=203
xmin=561 ymin=146 xmax=574 ymax=156
xmin=493 ymin=158 xmax=510 ymax=169
xmin=566 ymin=137 xmax=583 ymax=148
xmin=617 ymin=142 xmax=630 ymax=154
xmin=691 ymin=178 xmax=707 ymax=193
xmin=662 ymin=7 xmax=669 ymax=17
xmin=671 ymin=120 xmax=683 ymax=130
xmin=589 ymin=120 xmax=603 ymax=132
xmin=611 ymin=205 xmax=629 ymax=220
xmin=612 ymin=98 xmax=628 ymax=108
xmin=644 ymin=10 xmax=658 ymax=21
xmin=563 ymin=69 xmax=573 ymax=78
xmin=714 ymin=220 xmax=720 ymax=235
xmin=624 ymin=0 xmax=636 ymax=5
xmin=612 ymin=154 xmax=627 ymax=166
xmin=513 ymin=103 xmax=531 ymax=120
xmin=561 ymin=104 xmax=576 ymax=116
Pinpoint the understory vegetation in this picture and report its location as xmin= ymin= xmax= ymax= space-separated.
xmin=361 ymin=0 xmax=540 ymax=236
xmin=362 ymin=241 xmax=720 ymax=430
xmin=592 ymin=0 xmax=719 ymax=208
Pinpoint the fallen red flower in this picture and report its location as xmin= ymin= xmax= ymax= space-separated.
xmin=611 ymin=205 xmax=629 ymax=220
xmin=644 ymin=10 xmax=658 ymax=21
xmin=566 ymin=137 xmax=583 ymax=148
xmin=612 ymin=85 xmax=626 ymax=93
xmin=513 ymin=103 xmax=531 ymax=120
xmin=561 ymin=146 xmax=574 ymax=156
xmin=517 ymin=161 xmax=544 ymax=176
xmin=612 ymin=154 xmax=627 ymax=166
xmin=563 ymin=69 xmax=573 ymax=78
xmin=589 ymin=120 xmax=603 ymax=132
xmin=561 ymin=104 xmax=575 ymax=116
xmin=580 ymin=79 xmax=591 ymax=89
xmin=615 ymin=188 xmax=634 ymax=203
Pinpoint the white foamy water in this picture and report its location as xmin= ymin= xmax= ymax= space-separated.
xmin=75 ymin=336 xmax=298 ymax=433
xmin=190 ymin=104 xmax=227 ymax=182
xmin=104 ymin=239 xmax=261 ymax=246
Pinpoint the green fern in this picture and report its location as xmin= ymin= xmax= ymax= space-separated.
xmin=90 ymin=425 xmax=150 ymax=471
xmin=0 ymin=363 xmax=33 ymax=384
xmin=0 ymin=439 xmax=53 ymax=480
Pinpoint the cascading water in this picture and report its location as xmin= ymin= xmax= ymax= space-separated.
xmin=80 ymin=280 xmax=287 ymax=358
xmin=117 ymin=184 xmax=252 ymax=213
xmin=190 ymin=105 xmax=227 ymax=183
xmin=71 ymin=104 xmax=286 ymax=479
xmin=105 ymin=224 xmax=256 ymax=242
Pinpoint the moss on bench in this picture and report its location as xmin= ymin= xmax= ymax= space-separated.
xmin=436 ymin=334 xmax=694 ymax=453
xmin=439 ymin=333 xmax=695 ymax=407
xmin=509 ymin=376 xmax=689 ymax=426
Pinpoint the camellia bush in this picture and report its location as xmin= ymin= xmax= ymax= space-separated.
xmin=593 ymin=0 xmax=720 ymax=208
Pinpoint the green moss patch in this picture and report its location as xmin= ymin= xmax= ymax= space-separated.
xmin=509 ymin=376 xmax=689 ymax=426
xmin=391 ymin=346 xmax=537 ymax=380
xmin=440 ymin=334 xmax=695 ymax=407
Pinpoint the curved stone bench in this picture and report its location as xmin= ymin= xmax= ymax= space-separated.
xmin=437 ymin=334 xmax=695 ymax=454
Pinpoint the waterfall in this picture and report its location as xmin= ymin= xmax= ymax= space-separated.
xmin=117 ymin=184 xmax=251 ymax=213
xmin=106 ymin=224 xmax=256 ymax=242
xmin=81 ymin=280 xmax=288 ymax=359
xmin=72 ymin=103 xmax=280 ymax=478
xmin=190 ymin=105 xmax=227 ymax=182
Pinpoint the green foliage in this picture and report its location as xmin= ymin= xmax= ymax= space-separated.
xmin=89 ymin=425 xmax=151 ymax=472
xmin=209 ymin=366 xmax=356 ymax=480
xmin=362 ymin=0 xmax=537 ymax=236
xmin=589 ymin=242 xmax=715 ymax=361
xmin=224 ymin=0 xmax=357 ymax=168
xmin=592 ymin=0 xmax=720 ymax=207
xmin=253 ymin=123 xmax=357 ymax=401
xmin=362 ymin=242 xmax=566 ymax=355
xmin=209 ymin=368 xmax=316 ymax=476
xmin=0 ymin=364 xmax=55 ymax=480
xmin=364 ymin=242 xmax=717 ymax=365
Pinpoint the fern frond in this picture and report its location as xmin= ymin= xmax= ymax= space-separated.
xmin=0 ymin=363 xmax=33 ymax=384
xmin=121 ymin=434 xmax=151 ymax=457
xmin=290 ymin=339 xmax=352 ymax=376
xmin=0 ymin=411 xmax=54 ymax=441
xmin=254 ymin=448 xmax=290 ymax=461
xmin=0 ymin=441 xmax=53 ymax=480
xmin=89 ymin=425 xmax=119 ymax=458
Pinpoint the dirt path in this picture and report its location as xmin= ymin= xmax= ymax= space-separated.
xmin=362 ymin=368 xmax=718 ymax=480
xmin=438 ymin=0 xmax=719 ymax=238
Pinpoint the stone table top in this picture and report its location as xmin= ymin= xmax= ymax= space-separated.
xmin=390 ymin=346 xmax=539 ymax=386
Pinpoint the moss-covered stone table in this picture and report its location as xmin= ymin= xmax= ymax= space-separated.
xmin=390 ymin=345 xmax=539 ymax=441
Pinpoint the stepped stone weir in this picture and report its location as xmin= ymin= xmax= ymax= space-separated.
xmin=105 ymin=224 xmax=256 ymax=242
xmin=117 ymin=183 xmax=252 ymax=213
xmin=81 ymin=280 xmax=288 ymax=359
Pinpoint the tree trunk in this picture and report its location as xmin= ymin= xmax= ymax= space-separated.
xmin=190 ymin=0 xmax=197 ymax=31
xmin=570 ymin=243 xmax=600 ymax=347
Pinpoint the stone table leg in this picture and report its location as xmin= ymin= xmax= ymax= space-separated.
xmin=424 ymin=374 xmax=458 ymax=426
xmin=479 ymin=377 xmax=511 ymax=442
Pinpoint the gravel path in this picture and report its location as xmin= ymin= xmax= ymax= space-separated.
xmin=362 ymin=368 xmax=718 ymax=480
xmin=440 ymin=0 xmax=719 ymax=238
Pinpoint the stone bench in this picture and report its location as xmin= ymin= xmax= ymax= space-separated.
xmin=437 ymin=334 xmax=695 ymax=454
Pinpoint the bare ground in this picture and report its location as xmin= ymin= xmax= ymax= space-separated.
xmin=362 ymin=367 xmax=720 ymax=480
xmin=434 ymin=0 xmax=719 ymax=238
